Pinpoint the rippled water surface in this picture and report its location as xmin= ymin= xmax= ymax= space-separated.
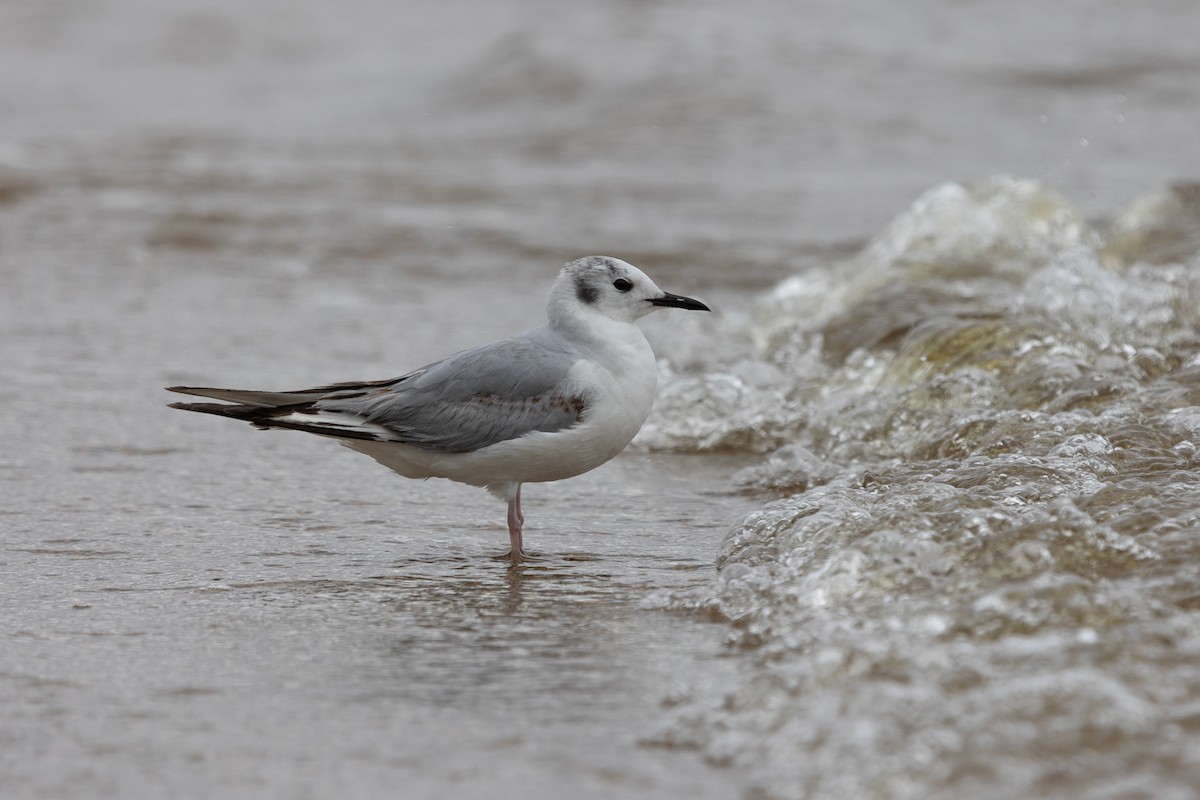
xmin=4 ymin=1 xmax=1200 ymax=799
xmin=643 ymin=178 xmax=1200 ymax=798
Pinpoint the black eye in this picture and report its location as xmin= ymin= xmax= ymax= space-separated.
xmin=613 ymin=278 xmax=633 ymax=292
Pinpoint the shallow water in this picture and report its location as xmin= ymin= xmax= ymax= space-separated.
xmin=5 ymin=448 xmax=758 ymax=799
xmin=4 ymin=1 xmax=1200 ymax=799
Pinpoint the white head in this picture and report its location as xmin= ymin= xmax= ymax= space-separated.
xmin=547 ymin=256 xmax=710 ymax=327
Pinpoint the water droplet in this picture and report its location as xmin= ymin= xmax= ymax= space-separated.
xmin=1037 ymin=114 xmax=1049 ymax=124
xmin=1115 ymin=113 xmax=1126 ymax=123
xmin=1079 ymin=137 xmax=1090 ymax=148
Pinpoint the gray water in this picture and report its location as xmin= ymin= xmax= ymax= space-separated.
xmin=3 ymin=1 xmax=1200 ymax=798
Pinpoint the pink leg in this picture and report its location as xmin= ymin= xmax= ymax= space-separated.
xmin=506 ymin=484 xmax=524 ymax=566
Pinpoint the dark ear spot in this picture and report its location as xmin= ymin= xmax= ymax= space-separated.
xmin=575 ymin=275 xmax=599 ymax=304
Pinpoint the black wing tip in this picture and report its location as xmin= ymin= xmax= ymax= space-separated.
xmin=167 ymin=400 xmax=267 ymax=421
xmin=168 ymin=402 xmax=288 ymax=433
xmin=167 ymin=400 xmax=223 ymax=412
xmin=168 ymin=400 xmax=387 ymax=442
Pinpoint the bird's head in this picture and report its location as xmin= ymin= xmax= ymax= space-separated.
xmin=549 ymin=256 xmax=710 ymax=326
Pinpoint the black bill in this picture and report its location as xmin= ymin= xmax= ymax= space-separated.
xmin=649 ymin=292 xmax=711 ymax=312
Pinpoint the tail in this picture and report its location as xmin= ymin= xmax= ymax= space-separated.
xmin=166 ymin=386 xmax=399 ymax=443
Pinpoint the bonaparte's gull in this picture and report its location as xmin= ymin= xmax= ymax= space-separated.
xmin=167 ymin=256 xmax=710 ymax=565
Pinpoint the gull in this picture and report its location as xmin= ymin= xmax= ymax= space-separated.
xmin=166 ymin=256 xmax=710 ymax=565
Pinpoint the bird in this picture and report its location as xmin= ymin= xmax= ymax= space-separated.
xmin=166 ymin=256 xmax=711 ymax=566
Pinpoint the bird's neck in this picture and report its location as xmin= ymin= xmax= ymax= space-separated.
xmin=551 ymin=307 xmax=644 ymax=353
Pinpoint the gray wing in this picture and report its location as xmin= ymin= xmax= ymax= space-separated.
xmin=314 ymin=327 xmax=588 ymax=452
xmin=168 ymin=327 xmax=589 ymax=452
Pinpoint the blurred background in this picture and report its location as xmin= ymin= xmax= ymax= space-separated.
xmin=3 ymin=0 xmax=1197 ymax=288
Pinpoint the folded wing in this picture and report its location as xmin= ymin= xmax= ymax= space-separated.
xmin=167 ymin=327 xmax=589 ymax=453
